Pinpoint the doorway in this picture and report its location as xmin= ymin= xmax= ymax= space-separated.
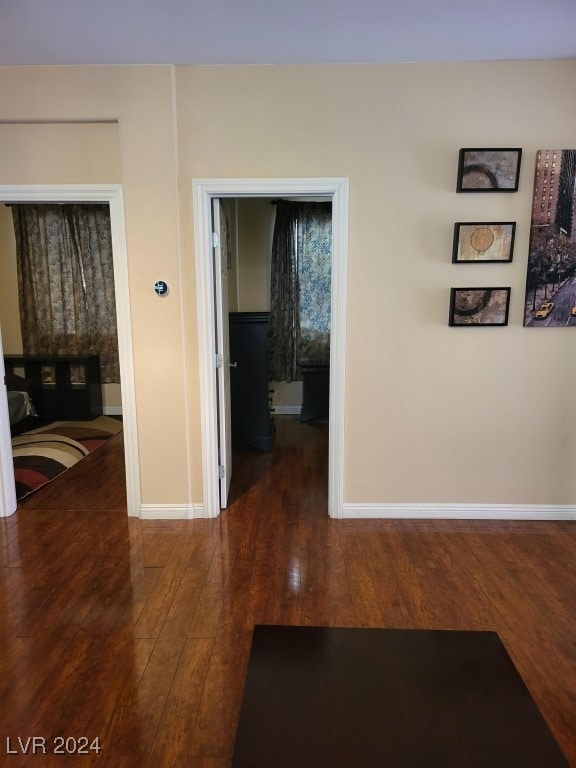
xmin=0 ymin=184 xmax=139 ymax=518
xmin=193 ymin=177 xmax=349 ymax=519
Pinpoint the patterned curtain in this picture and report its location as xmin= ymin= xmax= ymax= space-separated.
xmin=12 ymin=204 xmax=120 ymax=383
xmin=269 ymin=201 xmax=300 ymax=382
xmin=297 ymin=202 xmax=332 ymax=366
xmin=268 ymin=201 xmax=332 ymax=382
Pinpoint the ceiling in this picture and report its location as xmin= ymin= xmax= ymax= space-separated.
xmin=0 ymin=0 xmax=575 ymax=67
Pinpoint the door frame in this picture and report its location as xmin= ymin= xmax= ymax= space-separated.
xmin=212 ymin=198 xmax=233 ymax=508
xmin=193 ymin=177 xmax=349 ymax=519
xmin=0 ymin=184 xmax=140 ymax=518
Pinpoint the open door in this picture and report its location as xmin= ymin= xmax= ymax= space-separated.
xmin=0 ymin=325 xmax=17 ymax=517
xmin=212 ymin=199 xmax=233 ymax=508
xmin=194 ymin=178 xmax=348 ymax=519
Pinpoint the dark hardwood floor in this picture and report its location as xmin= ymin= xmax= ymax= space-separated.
xmin=1 ymin=415 xmax=576 ymax=766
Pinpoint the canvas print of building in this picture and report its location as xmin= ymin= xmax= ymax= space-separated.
xmin=524 ymin=149 xmax=576 ymax=326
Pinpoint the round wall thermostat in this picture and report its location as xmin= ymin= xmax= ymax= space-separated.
xmin=154 ymin=280 xmax=169 ymax=297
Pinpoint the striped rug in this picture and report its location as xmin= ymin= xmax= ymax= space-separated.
xmin=12 ymin=416 xmax=123 ymax=501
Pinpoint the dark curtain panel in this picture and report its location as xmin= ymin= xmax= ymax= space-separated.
xmin=269 ymin=200 xmax=300 ymax=382
xmin=297 ymin=201 xmax=332 ymax=366
xmin=268 ymin=200 xmax=332 ymax=382
xmin=12 ymin=203 xmax=120 ymax=383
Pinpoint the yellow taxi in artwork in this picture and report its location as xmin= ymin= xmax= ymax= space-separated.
xmin=535 ymin=301 xmax=554 ymax=319
xmin=571 ymin=302 xmax=576 ymax=317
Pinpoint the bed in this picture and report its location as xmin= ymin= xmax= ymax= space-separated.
xmin=6 ymin=373 xmax=38 ymax=435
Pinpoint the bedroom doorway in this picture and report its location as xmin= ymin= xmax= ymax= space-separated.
xmin=193 ymin=177 xmax=349 ymax=519
xmin=0 ymin=185 xmax=139 ymax=519
xmin=223 ymin=197 xmax=331 ymax=502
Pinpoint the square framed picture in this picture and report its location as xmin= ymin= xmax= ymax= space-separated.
xmin=452 ymin=222 xmax=516 ymax=263
xmin=449 ymin=287 xmax=511 ymax=326
xmin=456 ymin=148 xmax=522 ymax=192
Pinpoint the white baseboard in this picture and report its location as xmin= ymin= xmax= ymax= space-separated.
xmin=192 ymin=503 xmax=209 ymax=518
xmin=138 ymin=501 xmax=576 ymax=522
xmin=138 ymin=502 xmax=210 ymax=519
xmin=340 ymin=503 xmax=576 ymax=521
xmin=103 ymin=406 xmax=123 ymax=416
xmin=273 ymin=405 xmax=301 ymax=415
xmin=139 ymin=503 xmax=193 ymax=519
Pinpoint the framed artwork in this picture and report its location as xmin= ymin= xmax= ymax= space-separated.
xmin=456 ymin=148 xmax=522 ymax=192
xmin=449 ymin=287 xmax=511 ymax=326
xmin=452 ymin=222 xmax=516 ymax=263
xmin=524 ymin=149 xmax=576 ymax=327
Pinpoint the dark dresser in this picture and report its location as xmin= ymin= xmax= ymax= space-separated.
xmin=300 ymin=363 xmax=329 ymax=422
xmin=229 ymin=312 xmax=274 ymax=451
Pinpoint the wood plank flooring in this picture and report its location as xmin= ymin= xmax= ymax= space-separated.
xmin=1 ymin=415 xmax=576 ymax=766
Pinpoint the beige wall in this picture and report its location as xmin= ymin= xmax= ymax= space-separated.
xmin=235 ymin=197 xmax=272 ymax=311
xmin=178 ymin=60 xmax=576 ymax=507
xmin=1 ymin=60 xmax=576 ymax=513
xmin=0 ymin=204 xmax=21 ymax=352
xmin=0 ymin=122 xmax=121 ymax=185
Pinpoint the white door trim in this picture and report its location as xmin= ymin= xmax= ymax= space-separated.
xmin=0 ymin=184 xmax=140 ymax=517
xmin=0 ymin=335 xmax=17 ymax=517
xmin=192 ymin=177 xmax=349 ymax=519
xmin=212 ymin=198 xmax=233 ymax=508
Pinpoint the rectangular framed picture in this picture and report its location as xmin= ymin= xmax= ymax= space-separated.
xmin=452 ymin=222 xmax=516 ymax=263
xmin=449 ymin=287 xmax=511 ymax=326
xmin=456 ymin=148 xmax=522 ymax=192
xmin=523 ymin=149 xmax=576 ymax=327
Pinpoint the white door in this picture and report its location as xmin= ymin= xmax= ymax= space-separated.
xmin=212 ymin=199 xmax=233 ymax=508
xmin=0 ymin=325 xmax=17 ymax=517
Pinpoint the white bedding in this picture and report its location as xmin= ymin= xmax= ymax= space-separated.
xmin=7 ymin=390 xmax=37 ymax=426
